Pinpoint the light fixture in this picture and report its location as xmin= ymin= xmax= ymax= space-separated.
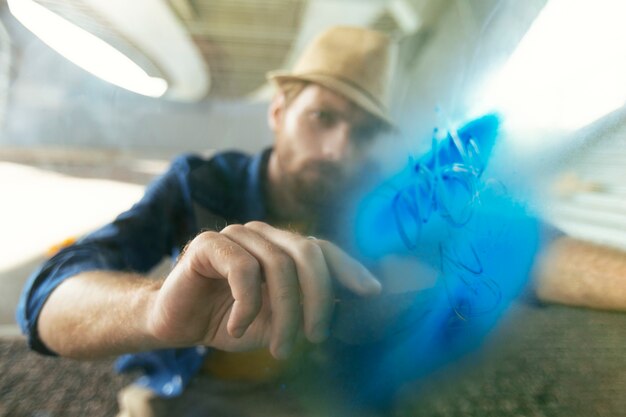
xmin=8 ymin=0 xmax=167 ymax=97
xmin=7 ymin=0 xmax=210 ymax=101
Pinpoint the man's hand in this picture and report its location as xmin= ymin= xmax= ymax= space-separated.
xmin=147 ymin=221 xmax=382 ymax=359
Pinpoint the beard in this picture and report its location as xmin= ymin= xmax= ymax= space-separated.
xmin=271 ymin=127 xmax=360 ymax=214
xmin=284 ymin=160 xmax=349 ymax=208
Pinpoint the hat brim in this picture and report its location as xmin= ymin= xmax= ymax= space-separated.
xmin=267 ymin=71 xmax=396 ymax=132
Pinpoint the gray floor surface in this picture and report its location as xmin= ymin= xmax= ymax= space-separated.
xmin=1 ymin=302 xmax=624 ymax=417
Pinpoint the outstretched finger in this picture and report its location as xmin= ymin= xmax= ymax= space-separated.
xmin=314 ymin=239 xmax=382 ymax=296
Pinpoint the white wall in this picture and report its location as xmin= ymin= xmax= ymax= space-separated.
xmin=392 ymin=0 xmax=548 ymax=154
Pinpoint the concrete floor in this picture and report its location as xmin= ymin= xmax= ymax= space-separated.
xmin=2 ymin=302 xmax=624 ymax=417
xmin=0 ymin=148 xmax=171 ymax=330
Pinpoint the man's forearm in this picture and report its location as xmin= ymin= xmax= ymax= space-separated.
xmin=37 ymin=271 xmax=168 ymax=359
xmin=534 ymin=237 xmax=626 ymax=311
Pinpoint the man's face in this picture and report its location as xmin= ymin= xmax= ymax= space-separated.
xmin=270 ymin=84 xmax=384 ymax=207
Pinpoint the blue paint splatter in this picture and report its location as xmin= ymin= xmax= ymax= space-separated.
xmin=347 ymin=114 xmax=542 ymax=405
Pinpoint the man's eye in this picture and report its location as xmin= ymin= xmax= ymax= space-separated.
xmin=353 ymin=124 xmax=380 ymax=143
xmin=312 ymin=110 xmax=335 ymax=125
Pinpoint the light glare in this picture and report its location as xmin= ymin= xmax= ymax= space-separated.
xmin=8 ymin=0 xmax=168 ymax=97
xmin=476 ymin=0 xmax=626 ymax=142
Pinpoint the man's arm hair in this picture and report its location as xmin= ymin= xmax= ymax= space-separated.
xmin=37 ymin=271 xmax=167 ymax=359
xmin=534 ymin=236 xmax=626 ymax=311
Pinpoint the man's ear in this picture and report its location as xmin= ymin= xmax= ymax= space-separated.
xmin=268 ymin=91 xmax=286 ymax=133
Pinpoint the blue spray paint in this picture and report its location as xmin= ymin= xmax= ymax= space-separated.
xmin=346 ymin=114 xmax=542 ymax=406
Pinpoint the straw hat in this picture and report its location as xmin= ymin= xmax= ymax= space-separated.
xmin=268 ymin=26 xmax=397 ymax=129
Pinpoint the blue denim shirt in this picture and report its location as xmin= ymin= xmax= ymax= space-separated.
xmin=16 ymin=149 xmax=275 ymax=397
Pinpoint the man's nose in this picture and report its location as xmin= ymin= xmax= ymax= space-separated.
xmin=321 ymin=124 xmax=353 ymax=162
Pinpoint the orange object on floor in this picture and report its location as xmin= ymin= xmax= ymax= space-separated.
xmin=46 ymin=236 xmax=77 ymax=257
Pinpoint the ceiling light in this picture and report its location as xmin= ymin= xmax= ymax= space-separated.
xmin=8 ymin=0 xmax=168 ymax=97
xmin=8 ymin=0 xmax=210 ymax=101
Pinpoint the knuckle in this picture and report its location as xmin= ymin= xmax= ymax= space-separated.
xmin=199 ymin=229 xmax=219 ymax=239
xmin=261 ymin=239 xmax=278 ymax=254
xmin=190 ymin=230 xmax=218 ymax=248
xmin=295 ymin=239 xmax=323 ymax=259
xmin=185 ymin=231 xmax=218 ymax=258
xmin=314 ymin=238 xmax=330 ymax=248
xmin=215 ymin=242 xmax=236 ymax=259
xmin=220 ymin=223 xmax=245 ymax=235
xmin=244 ymin=220 xmax=265 ymax=229
xmin=182 ymin=232 xmax=218 ymax=270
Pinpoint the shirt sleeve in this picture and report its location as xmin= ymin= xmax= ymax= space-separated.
xmin=16 ymin=155 xmax=196 ymax=355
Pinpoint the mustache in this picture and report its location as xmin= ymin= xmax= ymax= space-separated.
xmin=301 ymin=160 xmax=343 ymax=176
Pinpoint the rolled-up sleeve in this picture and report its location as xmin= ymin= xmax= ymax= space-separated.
xmin=16 ymin=155 xmax=196 ymax=355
